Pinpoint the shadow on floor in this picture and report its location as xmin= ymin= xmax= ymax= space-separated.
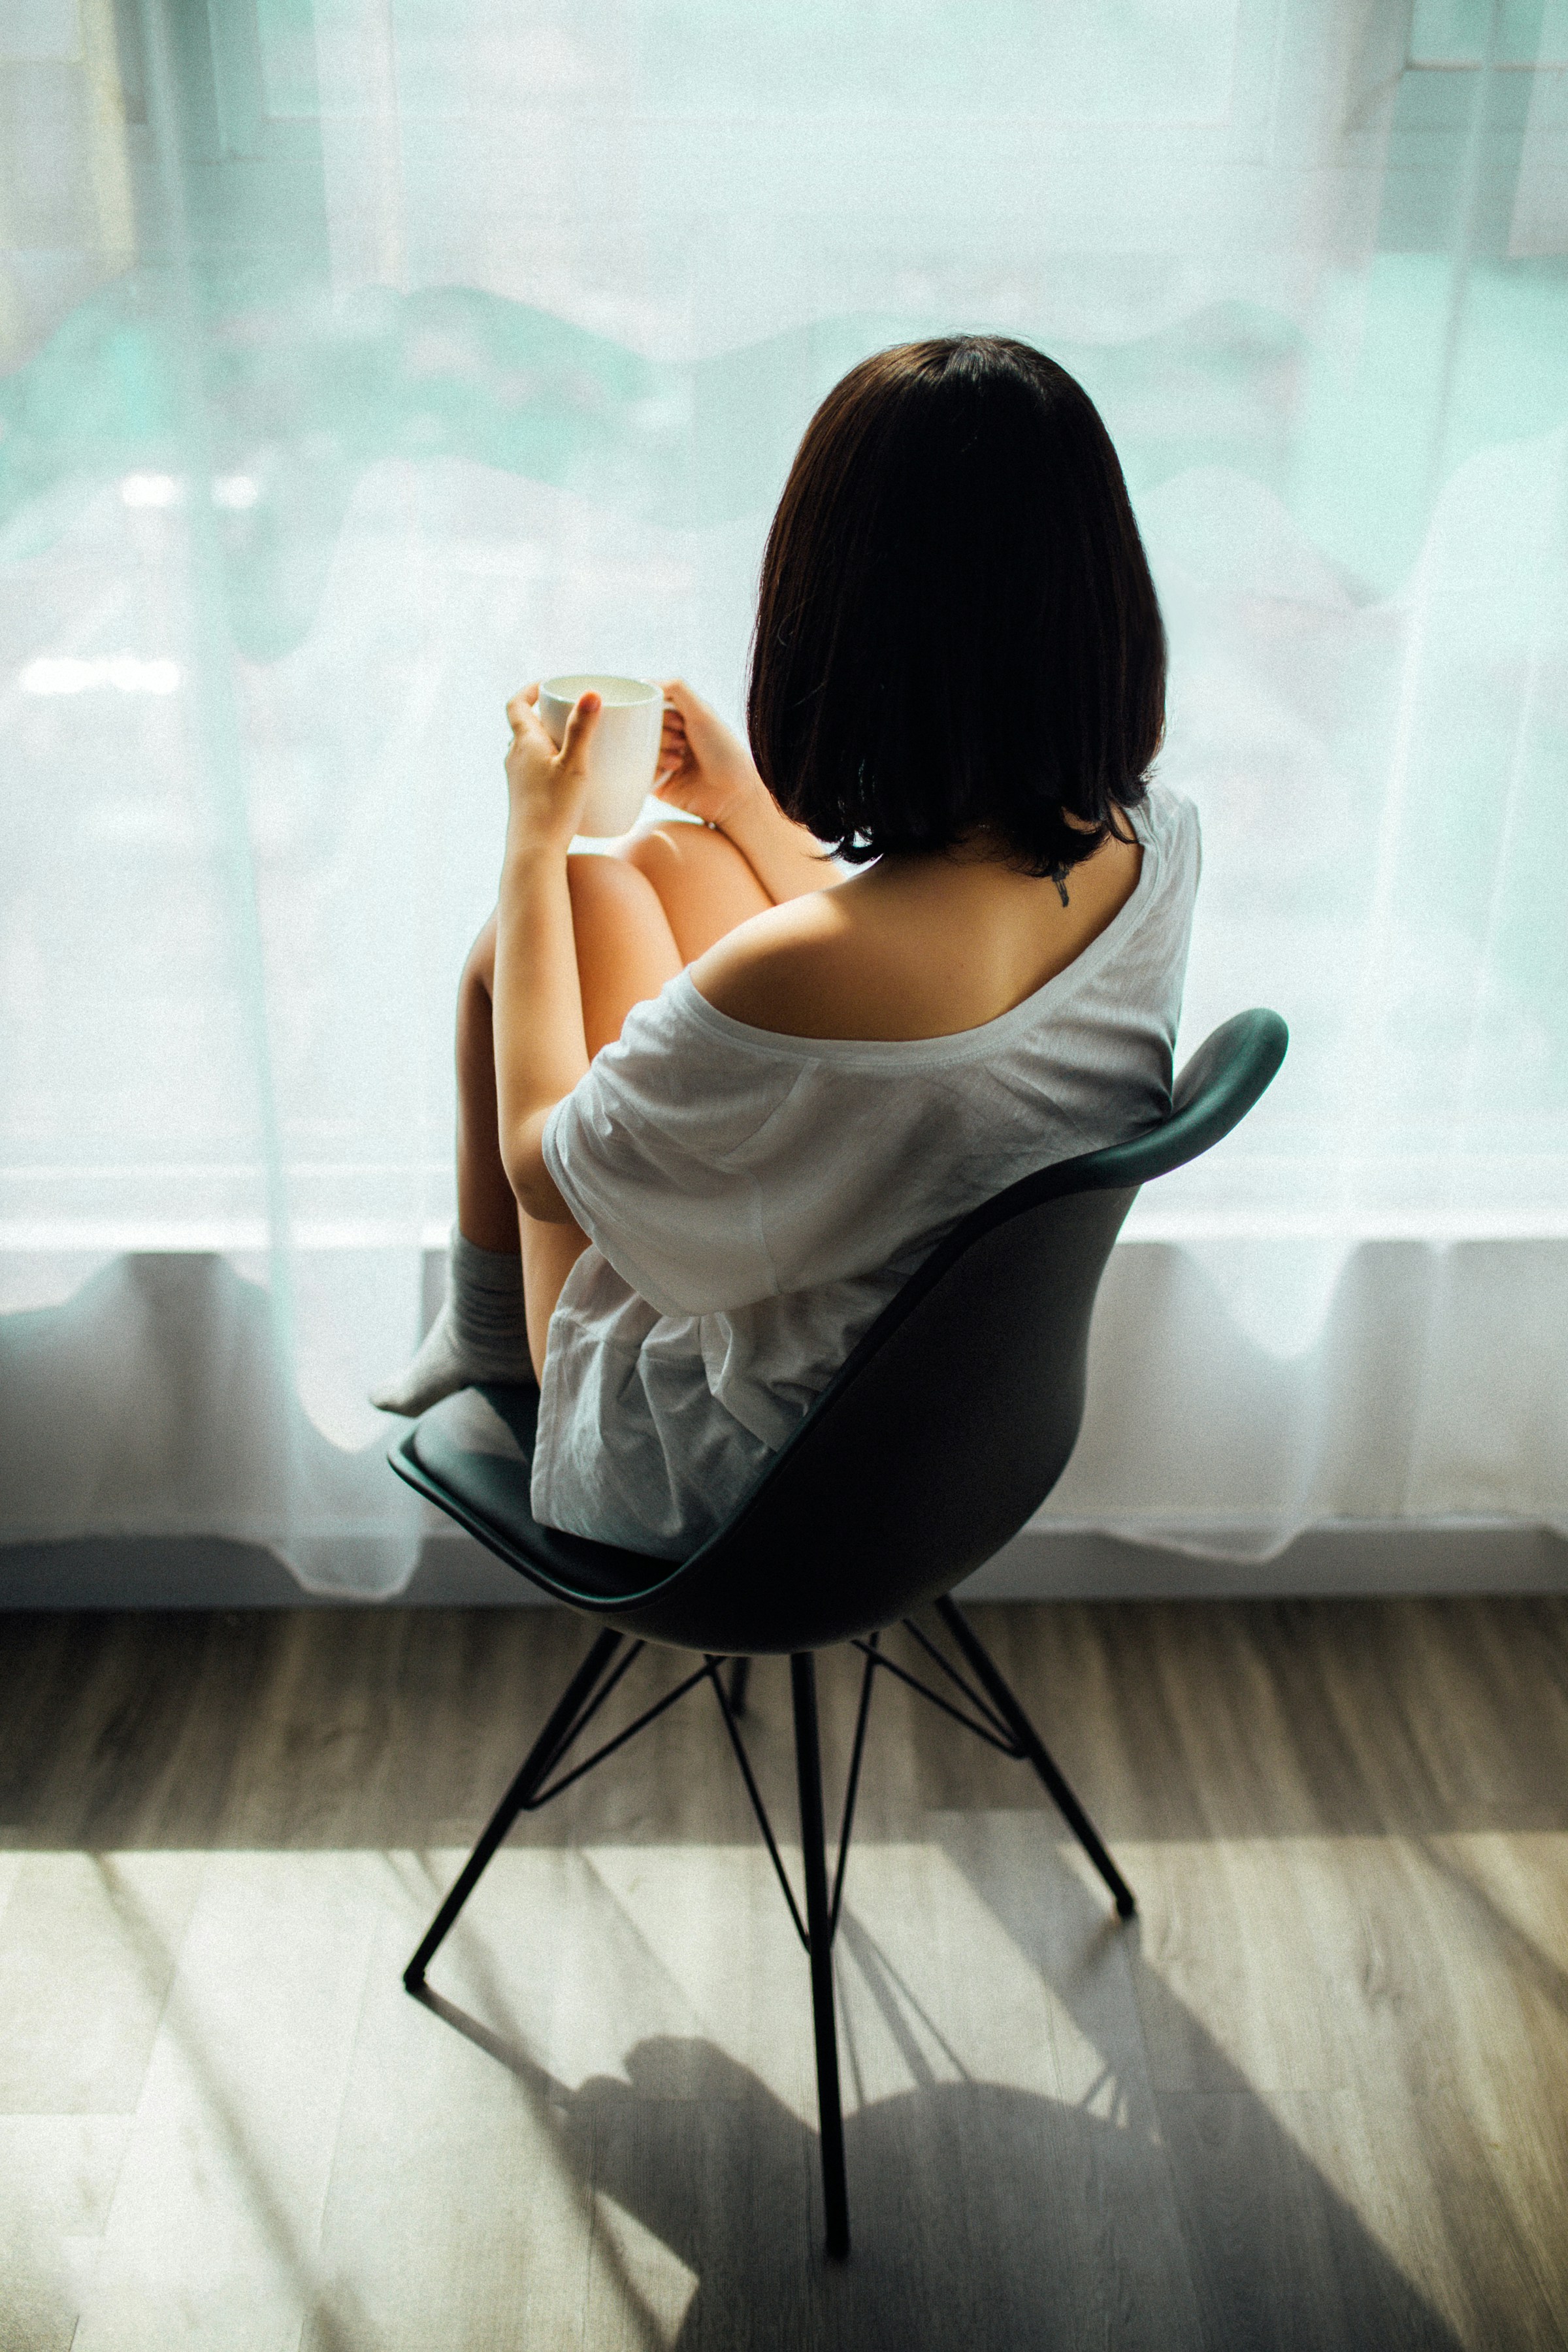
xmin=404 ymin=1985 xmax=1462 ymax=2352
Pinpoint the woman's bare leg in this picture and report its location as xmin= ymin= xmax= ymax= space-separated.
xmin=517 ymin=855 xmax=683 ymax=1376
xmin=456 ymin=824 xmax=773 ymax=1379
xmin=455 ymin=849 xmax=695 ymax=1252
xmin=613 ymin=819 xmax=774 ymax=963
xmin=455 ymin=913 xmax=521 ymax=1255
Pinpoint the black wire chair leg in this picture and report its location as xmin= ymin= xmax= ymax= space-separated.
xmin=727 ymin=1655 xmax=751 ymax=1717
xmin=934 ymin=1595 xmax=1136 ymax=1921
xmin=791 ymin=1653 xmax=851 ymax=2260
xmin=404 ymin=1627 xmax=626 ymax=1990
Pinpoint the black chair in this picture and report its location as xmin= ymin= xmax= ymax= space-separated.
xmin=391 ymin=1006 xmax=1288 ymax=2258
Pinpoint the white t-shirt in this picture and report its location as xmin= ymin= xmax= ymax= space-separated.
xmin=536 ymin=782 xmax=1201 ymax=1558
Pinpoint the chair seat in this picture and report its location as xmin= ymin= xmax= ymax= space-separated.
xmin=405 ymin=1384 xmax=679 ymax=1610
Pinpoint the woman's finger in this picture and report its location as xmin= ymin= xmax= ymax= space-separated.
xmin=556 ymin=689 xmax=602 ymax=767
xmin=506 ymin=686 xmax=546 ymax=733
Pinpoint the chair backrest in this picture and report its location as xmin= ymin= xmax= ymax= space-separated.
xmin=639 ymin=1008 xmax=1288 ymax=1654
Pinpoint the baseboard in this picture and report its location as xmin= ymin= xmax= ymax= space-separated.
xmin=2 ymin=1520 xmax=1565 ymax=1610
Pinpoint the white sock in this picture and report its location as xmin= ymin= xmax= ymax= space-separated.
xmin=370 ymin=1229 xmax=533 ymax=1416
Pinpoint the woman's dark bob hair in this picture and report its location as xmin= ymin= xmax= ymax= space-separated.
xmin=747 ymin=335 xmax=1165 ymax=879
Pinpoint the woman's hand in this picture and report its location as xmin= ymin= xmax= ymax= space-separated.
xmin=504 ymin=684 xmax=602 ymax=850
xmin=653 ymin=679 xmax=767 ymax=830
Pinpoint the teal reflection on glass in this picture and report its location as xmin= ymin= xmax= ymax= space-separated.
xmin=1 ymin=0 xmax=1565 ymax=1251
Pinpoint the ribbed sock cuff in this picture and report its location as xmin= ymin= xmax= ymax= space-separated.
xmin=448 ymin=1228 xmax=527 ymax=1366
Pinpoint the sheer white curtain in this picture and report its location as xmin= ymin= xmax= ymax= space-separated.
xmin=2 ymin=0 xmax=1565 ymax=1592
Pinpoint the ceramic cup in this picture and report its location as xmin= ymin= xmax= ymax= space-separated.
xmin=535 ymin=674 xmax=665 ymax=838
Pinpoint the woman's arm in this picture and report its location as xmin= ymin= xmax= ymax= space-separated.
xmin=493 ymin=685 xmax=602 ymax=1224
xmin=657 ymin=678 xmax=843 ymax=905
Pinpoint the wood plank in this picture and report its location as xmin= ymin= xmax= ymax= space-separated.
xmin=71 ymin=1852 xmax=381 ymax=2352
xmin=0 ymin=1852 xmax=204 ymax=2114
xmin=0 ymin=1610 xmax=265 ymax=1851
xmin=1156 ymin=2088 xmax=1463 ymax=2351
xmin=0 ymin=2115 xmax=131 ymax=2352
xmin=0 ymin=1598 xmax=1563 ymax=2349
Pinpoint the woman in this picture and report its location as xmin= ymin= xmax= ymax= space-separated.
xmin=373 ymin=335 xmax=1199 ymax=1558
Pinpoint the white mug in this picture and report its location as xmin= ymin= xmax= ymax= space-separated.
xmin=535 ymin=674 xmax=664 ymax=838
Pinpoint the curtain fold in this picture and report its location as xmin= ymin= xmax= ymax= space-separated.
xmin=3 ymin=0 xmax=1565 ymax=1593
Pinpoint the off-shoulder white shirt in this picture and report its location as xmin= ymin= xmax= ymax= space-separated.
xmin=536 ymin=783 xmax=1201 ymax=1558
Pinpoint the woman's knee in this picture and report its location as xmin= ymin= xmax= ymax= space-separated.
xmin=569 ymin=845 xmax=653 ymax=902
xmin=616 ymin=821 xmax=770 ymax=960
xmin=617 ymin=820 xmax=749 ymax=895
xmin=566 ymin=847 xmax=667 ymax=939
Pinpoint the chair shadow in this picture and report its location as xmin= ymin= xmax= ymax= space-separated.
xmin=412 ymin=1969 xmax=1465 ymax=2352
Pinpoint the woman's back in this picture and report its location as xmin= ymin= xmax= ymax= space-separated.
xmin=530 ymin=783 xmax=1199 ymax=1560
xmin=694 ymin=821 xmax=1145 ymax=1044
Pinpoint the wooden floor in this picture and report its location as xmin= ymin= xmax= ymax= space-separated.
xmin=1 ymin=1597 xmax=1566 ymax=2351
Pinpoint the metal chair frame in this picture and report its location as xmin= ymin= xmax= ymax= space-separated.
xmin=403 ymin=1594 xmax=1134 ymax=2262
xmin=394 ymin=1006 xmax=1288 ymax=2260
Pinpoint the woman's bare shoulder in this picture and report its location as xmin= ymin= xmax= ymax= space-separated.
xmin=689 ymin=830 xmax=1149 ymax=1044
xmin=689 ymin=893 xmax=861 ymax=1039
